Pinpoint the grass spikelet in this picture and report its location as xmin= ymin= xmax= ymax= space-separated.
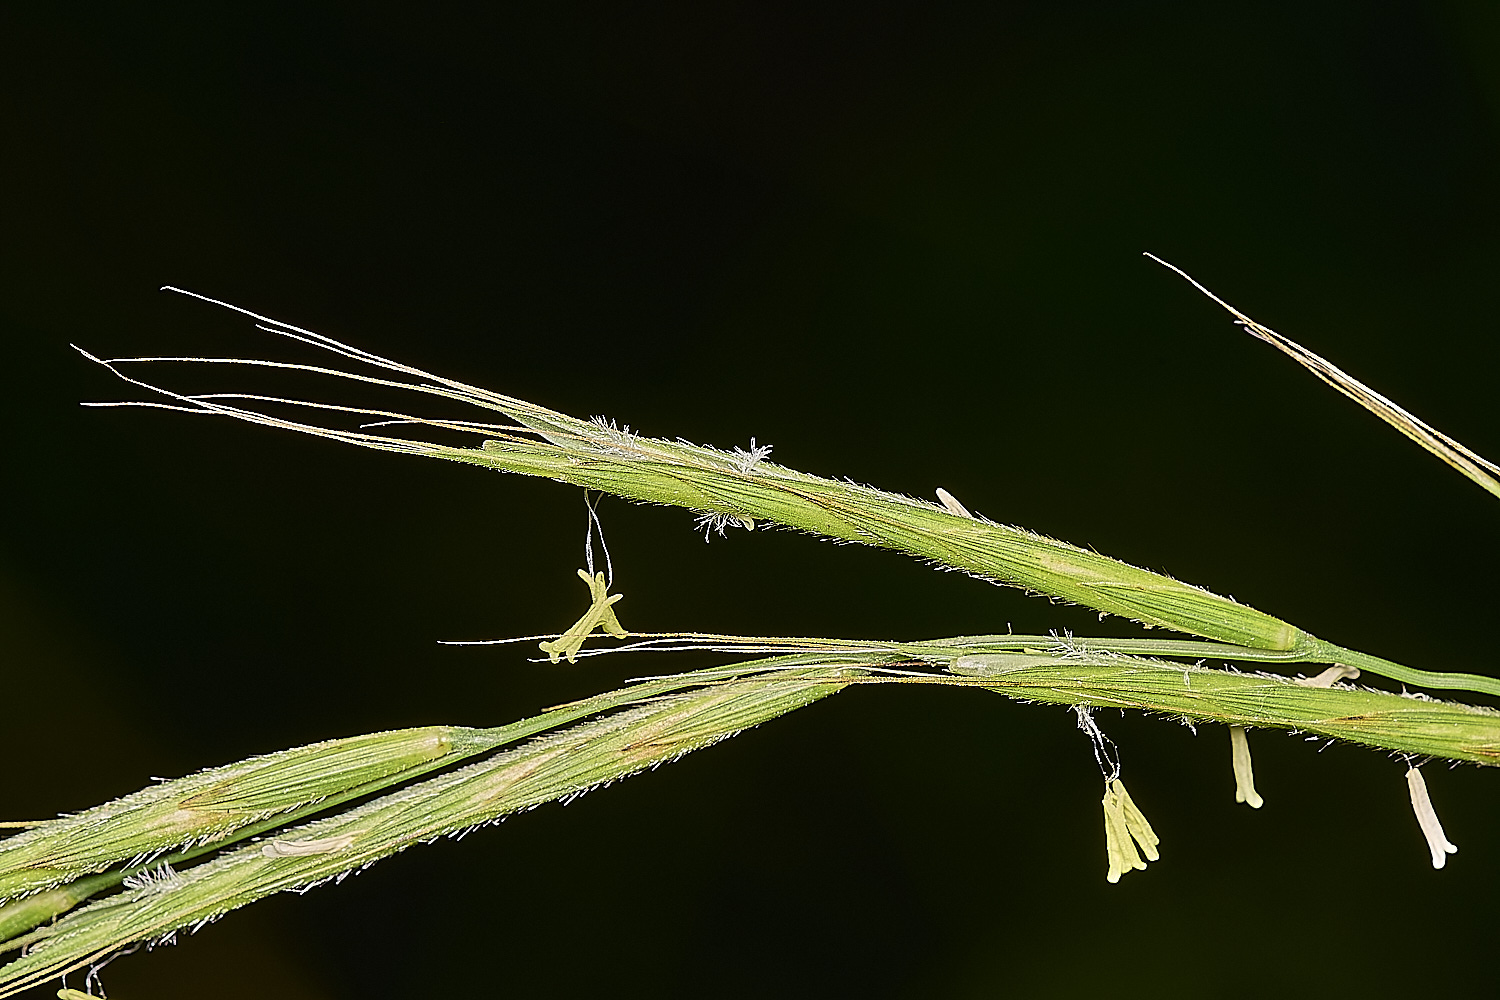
xmin=4 ymin=637 xmax=1499 ymax=987
xmin=0 ymin=727 xmax=461 ymax=903
xmin=77 ymin=289 xmax=1500 ymax=699
xmin=46 ymin=274 xmax=1500 ymax=984
xmin=0 ymin=663 xmax=862 ymax=996
xmin=1146 ymin=253 xmax=1500 ymax=500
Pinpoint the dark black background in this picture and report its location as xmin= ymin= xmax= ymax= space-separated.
xmin=4 ymin=3 xmax=1500 ymax=998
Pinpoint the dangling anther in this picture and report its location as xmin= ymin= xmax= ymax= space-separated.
xmin=1405 ymin=766 xmax=1458 ymax=870
xmin=538 ymin=569 xmax=629 ymax=664
xmin=1102 ymin=778 xmax=1160 ymax=883
xmin=1229 ymin=726 xmax=1264 ymax=809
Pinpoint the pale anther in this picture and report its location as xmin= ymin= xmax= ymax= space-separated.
xmin=935 ymin=487 xmax=972 ymax=518
xmin=1102 ymin=778 xmax=1160 ymax=884
xmin=1405 ymin=767 xmax=1458 ymax=870
xmin=1229 ymin=726 xmax=1264 ymax=809
xmin=1295 ymin=664 xmax=1361 ymax=688
xmin=261 ymin=833 xmax=358 ymax=858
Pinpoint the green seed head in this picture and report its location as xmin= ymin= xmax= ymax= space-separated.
xmin=0 ymin=727 xmax=456 ymax=902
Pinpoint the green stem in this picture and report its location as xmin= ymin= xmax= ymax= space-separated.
xmin=1320 ymin=642 xmax=1500 ymax=699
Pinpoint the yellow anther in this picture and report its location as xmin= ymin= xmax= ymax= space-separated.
xmin=1102 ymin=778 xmax=1160 ymax=883
xmin=538 ymin=569 xmax=629 ymax=664
xmin=1229 ymin=726 xmax=1264 ymax=809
